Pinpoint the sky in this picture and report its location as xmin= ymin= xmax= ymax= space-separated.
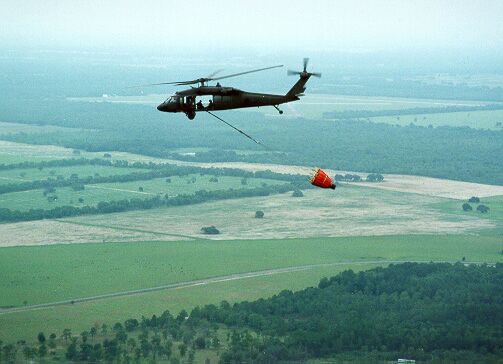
xmin=1 ymin=0 xmax=503 ymax=52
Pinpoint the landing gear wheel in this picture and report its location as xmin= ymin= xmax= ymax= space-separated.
xmin=186 ymin=111 xmax=196 ymax=120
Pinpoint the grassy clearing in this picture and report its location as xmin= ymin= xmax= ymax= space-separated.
xmin=369 ymin=109 xmax=503 ymax=130
xmin=0 ymin=234 xmax=502 ymax=342
xmin=1 ymin=235 xmax=501 ymax=308
xmin=0 ymin=175 xmax=286 ymax=211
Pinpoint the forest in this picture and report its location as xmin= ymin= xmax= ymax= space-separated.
xmin=2 ymin=263 xmax=501 ymax=363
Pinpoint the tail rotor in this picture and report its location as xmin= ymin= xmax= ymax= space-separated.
xmin=287 ymin=58 xmax=321 ymax=78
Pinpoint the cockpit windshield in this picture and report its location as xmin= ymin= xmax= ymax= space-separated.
xmin=165 ymin=96 xmax=179 ymax=103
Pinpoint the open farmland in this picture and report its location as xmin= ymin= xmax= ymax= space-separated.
xmin=0 ymin=165 xmax=143 ymax=185
xmin=1 ymin=234 xmax=502 ymax=342
xmin=151 ymin=159 xmax=503 ymax=200
xmin=65 ymin=187 xmax=494 ymax=240
xmin=0 ymin=140 xmax=104 ymax=164
xmin=0 ymin=186 xmax=486 ymax=247
xmin=0 ymin=174 xmax=285 ymax=212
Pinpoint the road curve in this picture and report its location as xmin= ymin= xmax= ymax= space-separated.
xmin=0 ymin=260 xmax=492 ymax=315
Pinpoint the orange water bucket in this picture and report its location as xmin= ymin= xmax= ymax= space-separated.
xmin=309 ymin=168 xmax=336 ymax=189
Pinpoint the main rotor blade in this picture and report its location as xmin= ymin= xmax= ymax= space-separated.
xmin=206 ymin=69 xmax=224 ymax=79
xmin=128 ymin=65 xmax=282 ymax=88
xmin=126 ymin=81 xmax=182 ymax=88
xmin=211 ymin=65 xmax=283 ymax=81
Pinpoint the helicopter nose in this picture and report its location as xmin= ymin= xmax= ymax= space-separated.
xmin=157 ymin=102 xmax=165 ymax=111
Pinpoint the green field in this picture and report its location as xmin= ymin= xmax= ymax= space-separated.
xmin=369 ymin=109 xmax=503 ymax=130
xmin=0 ymin=175 xmax=286 ymax=211
xmin=0 ymin=165 xmax=143 ymax=185
xmin=1 ymin=234 xmax=502 ymax=342
xmin=431 ymin=195 xmax=503 ymax=222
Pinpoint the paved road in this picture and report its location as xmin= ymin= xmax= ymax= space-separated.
xmin=0 ymin=260 xmax=491 ymax=315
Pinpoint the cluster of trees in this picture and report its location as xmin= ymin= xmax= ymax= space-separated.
xmin=1 ymin=311 xmax=221 ymax=363
xmin=366 ymin=173 xmax=384 ymax=182
xmin=3 ymin=263 xmax=501 ymax=363
xmin=333 ymin=173 xmax=383 ymax=183
xmin=0 ymin=183 xmax=296 ymax=222
xmin=334 ymin=173 xmax=363 ymax=182
xmin=462 ymin=196 xmax=490 ymax=213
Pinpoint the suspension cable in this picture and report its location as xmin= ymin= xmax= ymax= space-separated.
xmin=206 ymin=111 xmax=271 ymax=150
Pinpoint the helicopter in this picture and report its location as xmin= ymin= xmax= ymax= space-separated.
xmin=152 ymin=58 xmax=321 ymax=120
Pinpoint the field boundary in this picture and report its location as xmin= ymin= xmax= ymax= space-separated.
xmin=55 ymin=219 xmax=204 ymax=240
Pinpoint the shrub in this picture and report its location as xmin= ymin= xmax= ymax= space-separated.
xmin=201 ymin=226 xmax=220 ymax=235
xmin=462 ymin=203 xmax=472 ymax=211
xmin=476 ymin=204 xmax=490 ymax=213
xmin=255 ymin=210 xmax=264 ymax=219
xmin=292 ymin=190 xmax=304 ymax=197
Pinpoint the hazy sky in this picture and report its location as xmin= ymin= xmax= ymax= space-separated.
xmin=1 ymin=0 xmax=502 ymax=51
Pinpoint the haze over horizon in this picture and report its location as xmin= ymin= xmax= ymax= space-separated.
xmin=1 ymin=0 xmax=503 ymax=53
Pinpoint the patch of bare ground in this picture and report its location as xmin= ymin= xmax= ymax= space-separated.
xmin=352 ymin=175 xmax=503 ymax=200
xmin=0 ymin=220 xmax=188 ymax=248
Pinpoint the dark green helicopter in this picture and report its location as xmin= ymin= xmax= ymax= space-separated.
xmin=152 ymin=58 xmax=321 ymax=120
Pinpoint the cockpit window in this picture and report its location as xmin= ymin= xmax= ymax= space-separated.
xmin=166 ymin=96 xmax=179 ymax=103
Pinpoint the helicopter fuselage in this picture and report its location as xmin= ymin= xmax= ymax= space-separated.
xmin=156 ymin=85 xmax=298 ymax=119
